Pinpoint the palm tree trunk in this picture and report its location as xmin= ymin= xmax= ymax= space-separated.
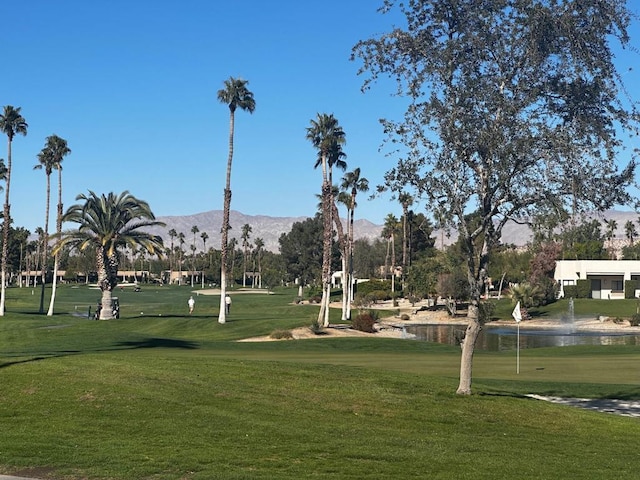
xmin=47 ymin=169 xmax=63 ymax=316
xmin=39 ymin=172 xmax=52 ymax=314
xmin=318 ymin=181 xmax=332 ymax=327
xmin=219 ymin=108 xmax=235 ymax=324
xmin=0 ymin=139 xmax=12 ymax=315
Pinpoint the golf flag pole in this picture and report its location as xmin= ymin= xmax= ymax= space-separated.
xmin=512 ymin=301 xmax=522 ymax=374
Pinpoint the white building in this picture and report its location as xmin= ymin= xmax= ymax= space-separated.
xmin=554 ymin=260 xmax=640 ymax=299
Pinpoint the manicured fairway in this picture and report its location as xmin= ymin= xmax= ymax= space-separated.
xmin=1 ymin=285 xmax=639 ymax=479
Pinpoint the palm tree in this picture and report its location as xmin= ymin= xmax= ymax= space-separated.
xmin=177 ymin=232 xmax=185 ymax=285
xmin=200 ymin=231 xmax=209 ymax=288
xmin=341 ymin=167 xmax=369 ymax=319
xmin=382 ymin=214 xmax=400 ymax=293
xmin=241 ymin=223 xmax=252 ymax=287
xmin=624 ymin=220 xmax=637 ymax=247
xmin=168 ymin=228 xmax=177 ymax=279
xmin=34 ymin=139 xmax=57 ymax=312
xmin=605 ymin=218 xmax=618 ymax=259
xmin=217 ymin=77 xmax=255 ymax=324
xmin=254 ymin=237 xmax=264 ymax=289
xmin=190 ymin=225 xmax=199 ymax=287
xmin=306 ymin=113 xmax=346 ymax=327
xmin=34 ymin=135 xmax=71 ymax=315
xmin=398 ymin=192 xmax=413 ymax=282
xmin=54 ymin=191 xmax=165 ymax=319
xmin=0 ymin=105 xmax=28 ymax=315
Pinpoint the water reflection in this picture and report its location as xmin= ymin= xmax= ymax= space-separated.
xmin=406 ymin=324 xmax=640 ymax=351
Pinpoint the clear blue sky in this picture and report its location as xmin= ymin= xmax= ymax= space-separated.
xmin=2 ymin=1 xmax=639 ymax=236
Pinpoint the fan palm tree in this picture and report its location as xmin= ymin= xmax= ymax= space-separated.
xmin=168 ymin=228 xmax=177 ymax=278
xmin=624 ymin=220 xmax=637 ymax=247
xmin=190 ymin=225 xmax=199 ymax=287
xmin=34 ymin=135 xmax=71 ymax=315
xmin=217 ymin=77 xmax=255 ymax=324
xmin=382 ymin=214 xmax=400 ymax=293
xmin=306 ymin=113 xmax=346 ymax=327
xmin=0 ymin=105 xmax=28 ymax=315
xmin=341 ymin=167 xmax=369 ymax=319
xmin=200 ymin=231 xmax=209 ymax=288
xmin=605 ymin=218 xmax=618 ymax=259
xmin=241 ymin=223 xmax=252 ymax=287
xmin=254 ymin=237 xmax=264 ymax=289
xmin=47 ymin=135 xmax=71 ymax=315
xmin=177 ymin=232 xmax=185 ymax=285
xmin=54 ymin=191 xmax=165 ymax=319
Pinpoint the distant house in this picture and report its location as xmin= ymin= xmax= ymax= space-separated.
xmin=554 ymin=260 xmax=640 ymax=299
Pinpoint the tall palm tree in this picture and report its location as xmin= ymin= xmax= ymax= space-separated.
xmin=34 ymin=135 xmax=71 ymax=316
xmin=54 ymin=191 xmax=165 ymax=319
xmin=217 ymin=77 xmax=255 ymax=324
xmin=48 ymin=135 xmax=71 ymax=315
xmin=190 ymin=225 xmax=199 ymax=287
xmin=168 ymin=228 xmax=177 ymax=279
xmin=605 ymin=218 xmax=618 ymax=260
xmin=624 ymin=220 xmax=637 ymax=247
xmin=241 ymin=223 xmax=252 ymax=287
xmin=200 ymin=231 xmax=209 ymax=288
xmin=177 ymin=232 xmax=185 ymax=285
xmin=398 ymin=192 xmax=413 ymax=288
xmin=34 ymin=141 xmax=56 ymax=313
xmin=341 ymin=167 xmax=369 ymax=319
xmin=382 ymin=214 xmax=400 ymax=293
xmin=0 ymin=105 xmax=28 ymax=315
xmin=306 ymin=113 xmax=346 ymax=327
xmin=254 ymin=237 xmax=264 ymax=289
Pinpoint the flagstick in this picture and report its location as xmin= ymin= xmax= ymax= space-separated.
xmin=516 ymin=321 xmax=520 ymax=374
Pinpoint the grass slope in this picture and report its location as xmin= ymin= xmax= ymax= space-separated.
xmin=0 ymin=285 xmax=639 ymax=479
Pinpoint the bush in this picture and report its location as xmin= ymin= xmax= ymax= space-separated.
xmin=352 ymin=312 xmax=377 ymax=333
xmin=269 ymin=329 xmax=294 ymax=340
xmin=563 ymin=285 xmax=578 ymax=299
xmin=478 ymin=301 xmax=495 ymax=323
xmin=309 ymin=319 xmax=324 ymax=335
xmin=630 ymin=313 xmax=640 ymax=327
xmin=576 ymin=279 xmax=591 ymax=298
xmin=400 ymin=313 xmax=410 ymax=321
xmin=625 ymin=280 xmax=638 ymax=299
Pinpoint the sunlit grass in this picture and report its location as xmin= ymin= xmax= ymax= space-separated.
xmin=1 ymin=284 xmax=639 ymax=479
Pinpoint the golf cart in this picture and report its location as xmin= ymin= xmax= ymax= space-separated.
xmin=95 ymin=297 xmax=120 ymax=319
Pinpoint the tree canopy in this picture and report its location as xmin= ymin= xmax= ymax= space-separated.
xmin=353 ymin=0 xmax=639 ymax=394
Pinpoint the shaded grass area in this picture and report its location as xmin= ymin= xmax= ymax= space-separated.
xmin=1 ymin=285 xmax=640 ymax=479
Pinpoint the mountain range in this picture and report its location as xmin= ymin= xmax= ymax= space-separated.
xmin=150 ymin=210 xmax=383 ymax=253
xmin=149 ymin=209 xmax=639 ymax=254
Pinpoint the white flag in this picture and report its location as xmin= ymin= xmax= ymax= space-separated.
xmin=512 ymin=301 xmax=522 ymax=323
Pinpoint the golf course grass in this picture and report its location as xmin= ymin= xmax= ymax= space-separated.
xmin=1 ymin=284 xmax=639 ymax=479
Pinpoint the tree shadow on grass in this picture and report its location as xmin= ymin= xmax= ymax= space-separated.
xmin=0 ymin=338 xmax=199 ymax=370
xmin=113 ymin=337 xmax=199 ymax=350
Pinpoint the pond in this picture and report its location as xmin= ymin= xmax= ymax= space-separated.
xmin=405 ymin=324 xmax=640 ymax=351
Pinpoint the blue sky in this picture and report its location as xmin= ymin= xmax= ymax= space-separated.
xmin=2 ymin=1 xmax=639 ymax=236
xmin=3 ymin=0 xmax=409 ymax=234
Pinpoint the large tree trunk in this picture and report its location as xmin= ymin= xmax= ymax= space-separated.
xmin=219 ymin=108 xmax=235 ymax=325
xmin=0 ymin=139 xmax=12 ymax=316
xmin=456 ymin=303 xmax=482 ymax=395
xmin=96 ymin=248 xmax=118 ymax=320
xmin=317 ymin=181 xmax=332 ymax=327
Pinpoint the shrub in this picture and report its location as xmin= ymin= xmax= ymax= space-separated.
xmin=625 ymin=280 xmax=638 ymax=299
xmin=576 ymin=279 xmax=591 ymax=298
xmin=563 ymin=285 xmax=578 ymax=299
xmin=309 ymin=319 xmax=324 ymax=335
xmin=478 ymin=301 xmax=495 ymax=323
xmin=352 ymin=312 xmax=377 ymax=333
xmin=400 ymin=313 xmax=410 ymax=321
xmin=630 ymin=314 xmax=640 ymax=327
xmin=270 ymin=329 xmax=294 ymax=340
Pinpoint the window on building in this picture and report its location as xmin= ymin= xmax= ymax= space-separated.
xmin=612 ymin=280 xmax=624 ymax=291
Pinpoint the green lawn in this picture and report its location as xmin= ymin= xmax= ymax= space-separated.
xmin=1 ymin=285 xmax=639 ymax=479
